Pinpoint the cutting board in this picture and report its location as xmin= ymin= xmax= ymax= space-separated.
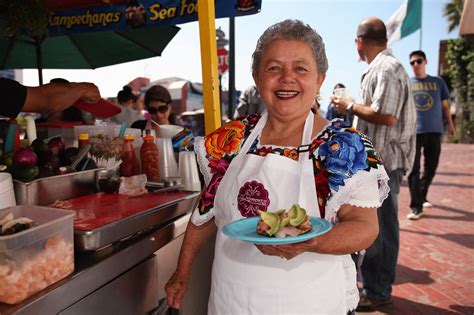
xmin=56 ymin=191 xmax=191 ymax=231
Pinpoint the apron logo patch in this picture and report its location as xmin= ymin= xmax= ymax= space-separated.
xmin=237 ymin=180 xmax=270 ymax=217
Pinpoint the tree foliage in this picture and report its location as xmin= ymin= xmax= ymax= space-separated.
xmin=446 ymin=38 xmax=474 ymax=142
xmin=443 ymin=0 xmax=464 ymax=33
xmin=0 ymin=0 xmax=48 ymax=40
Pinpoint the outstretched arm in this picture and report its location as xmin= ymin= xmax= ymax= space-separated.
xmin=23 ymin=82 xmax=101 ymax=114
xmin=331 ymin=96 xmax=397 ymax=126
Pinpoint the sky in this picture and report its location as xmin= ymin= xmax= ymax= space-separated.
xmin=21 ymin=0 xmax=459 ymax=112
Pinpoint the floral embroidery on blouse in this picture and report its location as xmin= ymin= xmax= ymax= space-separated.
xmin=196 ymin=115 xmax=382 ymax=218
xmin=250 ymin=145 xmax=299 ymax=161
xmin=309 ymin=120 xmax=382 ymax=218
xmin=198 ymin=114 xmax=261 ymax=215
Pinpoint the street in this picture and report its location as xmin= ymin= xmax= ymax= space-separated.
xmin=359 ymin=143 xmax=474 ymax=314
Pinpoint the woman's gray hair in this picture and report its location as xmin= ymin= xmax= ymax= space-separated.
xmin=252 ymin=19 xmax=328 ymax=76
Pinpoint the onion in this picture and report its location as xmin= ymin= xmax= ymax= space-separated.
xmin=13 ymin=148 xmax=38 ymax=166
xmin=47 ymin=137 xmax=65 ymax=156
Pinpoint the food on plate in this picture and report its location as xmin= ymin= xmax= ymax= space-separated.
xmin=257 ymin=204 xmax=312 ymax=238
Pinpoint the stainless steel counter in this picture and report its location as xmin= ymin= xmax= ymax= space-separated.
xmin=0 ymin=192 xmax=205 ymax=315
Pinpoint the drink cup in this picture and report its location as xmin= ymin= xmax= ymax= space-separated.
xmin=157 ymin=138 xmax=178 ymax=179
xmin=333 ymin=88 xmax=349 ymax=98
xmin=0 ymin=173 xmax=16 ymax=209
xmin=178 ymin=151 xmax=201 ymax=191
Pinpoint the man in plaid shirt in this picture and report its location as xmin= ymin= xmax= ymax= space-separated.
xmin=332 ymin=17 xmax=416 ymax=312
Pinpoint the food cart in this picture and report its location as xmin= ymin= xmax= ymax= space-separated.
xmin=0 ymin=1 xmax=261 ymax=314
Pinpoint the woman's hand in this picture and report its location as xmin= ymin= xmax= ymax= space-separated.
xmin=165 ymin=269 xmax=191 ymax=309
xmin=255 ymin=238 xmax=316 ymax=260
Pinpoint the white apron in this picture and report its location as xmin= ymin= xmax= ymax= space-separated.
xmin=209 ymin=111 xmax=347 ymax=315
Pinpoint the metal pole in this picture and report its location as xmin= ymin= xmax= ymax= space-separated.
xmin=35 ymin=37 xmax=43 ymax=85
xmin=419 ymin=0 xmax=423 ymax=50
xmin=228 ymin=17 xmax=236 ymax=120
xmin=219 ymin=73 xmax=223 ymax=117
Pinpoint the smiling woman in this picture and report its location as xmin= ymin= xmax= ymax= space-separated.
xmin=130 ymin=84 xmax=176 ymax=135
xmin=165 ymin=19 xmax=390 ymax=315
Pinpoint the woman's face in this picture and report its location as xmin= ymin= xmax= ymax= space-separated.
xmin=253 ymin=39 xmax=325 ymax=120
xmin=147 ymin=100 xmax=171 ymax=124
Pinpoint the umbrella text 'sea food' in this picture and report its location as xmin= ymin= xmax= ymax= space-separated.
xmin=257 ymin=204 xmax=312 ymax=238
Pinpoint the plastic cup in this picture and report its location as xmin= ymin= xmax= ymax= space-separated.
xmin=156 ymin=138 xmax=178 ymax=179
xmin=333 ymin=88 xmax=349 ymax=98
xmin=0 ymin=173 xmax=16 ymax=209
xmin=178 ymin=151 xmax=201 ymax=191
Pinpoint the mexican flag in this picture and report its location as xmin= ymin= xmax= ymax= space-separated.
xmin=386 ymin=0 xmax=422 ymax=45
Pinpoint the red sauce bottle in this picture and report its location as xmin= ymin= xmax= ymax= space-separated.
xmin=120 ymin=134 xmax=140 ymax=177
xmin=78 ymin=133 xmax=90 ymax=149
xmin=140 ymin=134 xmax=160 ymax=181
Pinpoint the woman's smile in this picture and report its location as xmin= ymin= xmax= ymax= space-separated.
xmin=274 ymin=90 xmax=299 ymax=100
xmin=254 ymin=38 xmax=323 ymax=119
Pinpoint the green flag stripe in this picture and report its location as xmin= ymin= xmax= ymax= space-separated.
xmin=401 ymin=0 xmax=422 ymax=38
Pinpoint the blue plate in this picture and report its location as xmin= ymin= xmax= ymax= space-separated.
xmin=222 ymin=216 xmax=332 ymax=245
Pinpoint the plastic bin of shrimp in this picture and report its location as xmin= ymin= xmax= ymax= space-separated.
xmin=0 ymin=206 xmax=75 ymax=304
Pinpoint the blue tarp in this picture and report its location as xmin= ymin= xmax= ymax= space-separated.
xmin=48 ymin=0 xmax=261 ymax=36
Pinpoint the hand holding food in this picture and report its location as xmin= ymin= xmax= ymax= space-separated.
xmin=257 ymin=204 xmax=312 ymax=238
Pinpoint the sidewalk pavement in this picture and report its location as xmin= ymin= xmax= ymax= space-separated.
xmin=357 ymin=143 xmax=474 ymax=315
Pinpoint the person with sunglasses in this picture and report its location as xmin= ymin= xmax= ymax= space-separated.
xmin=406 ymin=50 xmax=455 ymax=221
xmin=130 ymin=84 xmax=175 ymax=135
xmin=331 ymin=17 xmax=416 ymax=312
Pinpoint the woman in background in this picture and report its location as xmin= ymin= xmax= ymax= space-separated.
xmin=131 ymin=84 xmax=175 ymax=134
xmin=110 ymin=85 xmax=143 ymax=127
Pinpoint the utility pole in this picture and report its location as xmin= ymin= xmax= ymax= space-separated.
xmin=228 ymin=17 xmax=236 ymax=120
